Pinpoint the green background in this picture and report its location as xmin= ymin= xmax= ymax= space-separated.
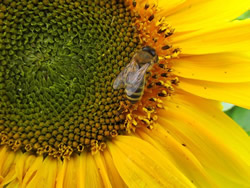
xmin=226 ymin=10 xmax=250 ymax=135
xmin=226 ymin=106 xmax=250 ymax=135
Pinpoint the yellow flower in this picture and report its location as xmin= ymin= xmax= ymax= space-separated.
xmin=1 ymin=0 xmax=250 ymax=187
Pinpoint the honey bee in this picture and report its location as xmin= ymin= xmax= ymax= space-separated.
xmin=113 ymin=46 xmax=158 ymax=104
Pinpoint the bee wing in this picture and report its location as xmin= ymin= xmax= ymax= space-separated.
xmin=113 ymin=60 xmax=139 ymax=89
xmin=113 ymin=72 xmax=125 ymax=89
xmin=125 ymin=63 xmax=151 ymax=96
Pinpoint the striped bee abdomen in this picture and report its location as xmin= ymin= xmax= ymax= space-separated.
xmin=125 ymin=78 xmax=145 ymax=104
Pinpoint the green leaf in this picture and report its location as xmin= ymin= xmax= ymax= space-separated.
xmin=236 ymin=10 xmax=250 ymax=20
xmin=226 ymin=106 xmax=250 ymax=135
xmin=227 ymin=12 xmax=250 ymax=136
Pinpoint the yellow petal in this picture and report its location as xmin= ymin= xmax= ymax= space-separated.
xmin=56 ymin=153 xmax=106 ymax=188
xmin=136 ymin=127 xmax=216 ymax=187
xmin=14 ymin=153 xmax=26 ymax=184
xmin=102 ymin=149 xmax=127 ymax=188
xmin=164 ymin=0 xmax=249 ymax=32
xmin=93 ymin=153 xmax=112 ymax=188
xmin=22 ymin=155 xmax=44 ymax=187
xmin=6 ymin=179 xmax=19 ymax=188
xmin=173 ymin=53 xmax=250 ymax=82
xmin=76 ymin=153 xmax=87 ymax=188
xmin=15 ymin=152 xmax=36 ymax=184
xmin=159 ymin=93 xmax=250 ymax=186
xmin=0 ymin=146 xmax=9 ymax=176
xmin=85 ymin=153 xmax=104 ymax=188
xmin=56 ymin=155 xmax=87 ymax=188
xmin=173 ymin=19 xmax=250 ymax=55
xmin=0 ymin=147 xmax=17 ymax=187
xmin=178 ymin=78 xmax=250 ymax=109
xmin=26 ymin=157 xmax=61 ymax=188
xmin=56 ymin=158 xmax=67 ymax=188
xmin=43 ymin=158 xmax=61 ymax=188
xmin=108 ymin=136 xmax=195 ymax=188
xmin=63 ymin=157 xmax=80 ymax=188
xmin=157 ymin=0 xmax=186 ymax=16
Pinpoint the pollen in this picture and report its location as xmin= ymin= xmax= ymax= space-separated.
xmin=119 ymin=0 xmax=181 ymax=133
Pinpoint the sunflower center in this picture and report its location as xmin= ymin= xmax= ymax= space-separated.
xmin=0 ymin=0 xmax=143 ymax=158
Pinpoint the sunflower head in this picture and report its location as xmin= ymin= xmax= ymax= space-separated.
xmin=0 ymin=0 xmax=180 ymax=158
xmin=1 ymin=0 xmax=250 ymax=188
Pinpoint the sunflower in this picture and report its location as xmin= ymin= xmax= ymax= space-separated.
xmin=0 ymin=0 xmax=250 ymax=187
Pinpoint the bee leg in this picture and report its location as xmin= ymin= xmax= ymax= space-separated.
xmin=117 ymin=101 xmax=130 ymax=113
xmin=145 ymin=71 xmax=152 ymax=79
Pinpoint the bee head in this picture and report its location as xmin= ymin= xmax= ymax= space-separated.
xmin=142 ymin=46 xmax=158 ymax=63
xmin=142 ymin=46 xmax=156 ymax=57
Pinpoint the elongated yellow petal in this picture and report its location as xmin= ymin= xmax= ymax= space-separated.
xmin=164 ymin=0 xmax=249 ymax=32
xmin=0 ymin=147 xmax=15 ymax=176
xmin=173 ymin=52 xmax=250 ymax=82
xmin=62 ymin=157 xmax=80 ymax=188
xmin=21 ymin=155 xmax=44 ymax=187
xmin=158 ymin=0 xmax=212 ymax=18
xmin=25 ymin=157 xmax=61 ymax=188
xmin=0 ymin=146 xmax=10 ymax=176
xmin=173 ymin=19 xmax=250 ymax=55
xmin=58 ymin=153 xmax=88 ymax=188
xmin=15 ymin=153 xmax=42 ymax=185
xmin=102 ymin=149 xmax=127 ymax=188
xmin=56 ymin=158 xmax=67 ymax=188
xmin=85 ymin=153 xmax=104 ymax=188
xmin=157 ymin=0 xmax=186 ymax=16
xmin=14 ymin=153 xmax=26 ymax=184
xmin=178 ymin=78 xmax=250 ymax=109
xmin=76 ymin=153 xmax=87 ymax=188
xmin=93 ymin=153 xmax=112 ymax=188
xmin=6 ymin=179 xmax=19 ymax=188
xmin=159 ymin=92 xmax=250 ymax=186
xmin=136 ymin=127 xmax=216 ymax=187
xmin=43 ymin=158 xmax=61 ymax=188
xmin=108 ymin=136 xmax=196 ymax=188
xmin=0 ymin=147 xmax=17 ymax=187
xmin=56 ymin=153 xmax=110 ymax=188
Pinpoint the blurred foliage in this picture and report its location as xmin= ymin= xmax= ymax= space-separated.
xmin=226 ymin=107 xmax=250 ymax=135
xmin=236 ymin=10 xmax=250 ymax=20
xmin=225 ymin=10 xmax=250 ymax=135
xmin=222 ymin=102 xmax=234 ymax=111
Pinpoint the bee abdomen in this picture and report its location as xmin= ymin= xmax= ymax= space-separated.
xmin=125 ymin=81 xmax=145 ymax=104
